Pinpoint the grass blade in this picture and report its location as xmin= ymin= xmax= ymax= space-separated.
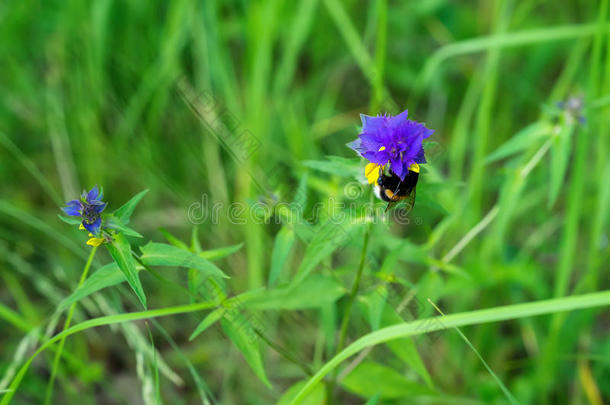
xmin=288 ymin=290 xmax=610 ymax=404
xmin=107 ymin=233 xmax=147 ymax=308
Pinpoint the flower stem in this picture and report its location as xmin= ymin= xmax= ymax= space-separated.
xmin=337 ymin=222 xmax=371 ymax=352
xmin=329 ymin=219 xmax=372 ymax=403
xmin=44 ymin=246 xmax=97 ymax=405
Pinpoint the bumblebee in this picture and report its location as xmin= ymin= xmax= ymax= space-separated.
xmin=374 ymin=164 xmax=419 ymax=212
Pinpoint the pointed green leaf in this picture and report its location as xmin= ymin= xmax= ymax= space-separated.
xmin=140 ymin=242 xmax=228 ymax=279
xmin=485 ymin=122 xmax=551 ymax=163
xmin=364 ymin=394 xmax=380 ymax=405
xmin=221 ymin=316 xmax=271 ymax=388
xmin=302 ymin=156 xmax=362 ymax=179
xmin=294 ymin=218 xmax=360 ymax=284
xmin=320 ymin=303 xmax=337 ymax=357
xmin=249 ymin=275 xmax=346 ymax=310
xmin=292 ymin=172 xmax=308 ymax=213
xmin=198 ymin=243 xmax=243 ymax=261
xmin=159 ymin=227 xmax=190 ymax=250
xmin=106 ymin=214 xmax=143 ymax=238
xmin=361 ymin=284 xmax=387 ymax=331
xmin=113 ymin=189 xmax=149 ymax=225
xmin=277 ymin=380 xmax=325 ymax=405
xmin=385 ymin=333 xmax=433 ymax=388
xmin=58 ymin=263 xmax=125 ymax=311
xmin=341 ymin=362 xmax=435 ymax=399
xmin=548 ymin=123 xmax=575 ymax=208
xmin=269 ymin=227 xmax=295 ymax=285
xmin=57 ymin=214 xmax=82 ymax=226
xmin=189 ymin=308 xmax=225 ymax=341
xmin=106 ymin=233 xmax=147 ymax=308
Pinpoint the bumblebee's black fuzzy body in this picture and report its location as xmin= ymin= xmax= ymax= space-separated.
xmin=376 ymin=169 xmax=419 ymax=202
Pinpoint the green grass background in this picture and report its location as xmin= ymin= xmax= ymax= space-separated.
xmin=1 ymin=0 xmax=609 ymax=404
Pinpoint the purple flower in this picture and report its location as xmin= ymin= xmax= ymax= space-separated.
xmin=63 ymin=185 xmax=107 ymax=235
xmin=348 ymin=110 xmax=433 ymax=180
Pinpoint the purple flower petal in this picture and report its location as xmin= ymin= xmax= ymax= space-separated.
xmin=93 ymin=202 xmax=107 ymax=214
xmin=346 ymin=138 xmax=363 ymax=153
xmin=390 ymin=156 xmax=406 ymax=180
xmin=347 ymin=109 xmax=433 ymax=177
xmin=360 ymin=114 xmax=387 ymax=132
xmin=63 ymin=206 xmax=82 ymax=216
xmin=63 ymin=200 xmax=83 ymax=217
xmin=87 ymin=185 xmax=100 ymax=202
xmin=387 ymin=110 xmax=408 ymax=128
xmin=83 ymin=217 xmax=102 ymax=235
xmin=413 ymin=146 xmax=426 ymax=164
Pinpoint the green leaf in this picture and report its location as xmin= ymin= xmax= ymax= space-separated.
xmin=301 ymin=156 xmax=362 ymax=179
xmin=548 ymin=123 xmax=575 ymax=208
xmin=249 ymin=275 xmax=346 ymax=310
xmin=0 ymin=300 xmax=219 ymax=405
xmin=140 ymin=242 xmax=229 ymax=280
xmin=190 ymin=276 xmax=342 ymax=340
xmin=379 ymin=241 xmax=428 ymax=273
xmin=106 ymin=233 xmax=147 ymax=308
xmin=6 ymin=291 xmax=610 ymax=405
xmin=321 ymin=303 xmax=337 ymax=357
xmin=269 ymin=227 xmax=295 ymax=285
xmin=292 ymin=172 xmax=309 ymax=212
xmin=57 ymin=214 xmax=81 ymax=225
xmin=113 ymin=189 xmax=149 ymax=225
xmin=341 ymin=362 xmax=435 ymax=399
xmin=277 ymin=381 xmax=325 ymax=405
xmin=361 ymin=285 xmax=387 ymax=331
xmin=189 ymin=308 xmax=225 ymax=341
xmin=106 ymin=215 xmax=143 ymax=238
xmin=288 ymin=290 xmax=610 ymax=404
xmin=294 ymin=218 xmax=361 ymax=284
xmin=221 ymin=316 xmax=271 ymax=388
xmin=198 ymin=243 xmax=243 ymax=261
xmin=159 ymin=227 xmax=190 ymax=250
xmin=363 ymin=393 xmax=380 ymax=405
xmin=58 ymin=263 xmax=126 ymax=311
xmin=381 ymin=307 xmax=433 ymax=387
xmin=485 ymin=122 xmax=551 ymax=163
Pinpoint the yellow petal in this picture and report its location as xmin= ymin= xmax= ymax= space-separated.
xmin=79 ymin=223 xmax=85 ymax=230
xmin=365 ymin=162 xmax=381 ymax=184
xmin=86 ymin=237 xmax=105 ymax=247
xmin=409 ymin=163 xmax=420 ymax=173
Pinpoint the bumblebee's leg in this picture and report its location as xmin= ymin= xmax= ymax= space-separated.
xmin=384 ymin=201 xmax=396 ymax=213
xmin=402 ymin=188 xmax=416 ymax=214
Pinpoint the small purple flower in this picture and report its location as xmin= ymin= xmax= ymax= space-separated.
xmin=348 ymin=110 xmax=433 ymax=180
xmin=63 ymin=186 xmax=107 ymax=235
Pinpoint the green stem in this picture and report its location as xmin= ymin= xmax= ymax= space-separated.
xmin=337 ymin=224 xmax=371 ymax=352
xmin=329 ymin=220 xmax=372 ymax=403
xmin=44 ymin=246 xmax=97 ymax=405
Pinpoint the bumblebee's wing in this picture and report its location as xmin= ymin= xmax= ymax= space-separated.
xmin=384 ymin=179 xmax=405 ymax=212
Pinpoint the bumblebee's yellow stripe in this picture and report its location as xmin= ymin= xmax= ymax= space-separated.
xmin=409 ymin=163 xmax=420 ymax=173
xmin=365 ymin=162 xmax=381 ymax=184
